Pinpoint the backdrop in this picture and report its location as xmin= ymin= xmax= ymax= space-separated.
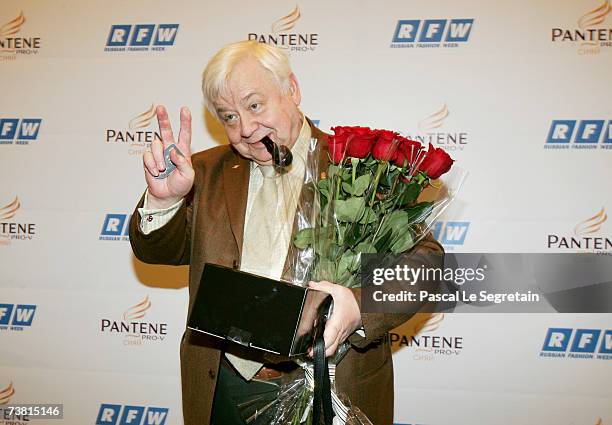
xmin=1 ymin=0 xmax=610 ymax=424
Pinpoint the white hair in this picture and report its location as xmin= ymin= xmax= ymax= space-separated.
xmin=202 ymin=40 xmax=292 ymax=118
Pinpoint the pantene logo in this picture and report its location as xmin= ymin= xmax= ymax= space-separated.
xmin=552 ymin=0 xmax=612 ymax=55
xmin=0 ymin=382 xmax=14 ymax=404
xmin=0 ymin=197 xmax=36 ymax=246
xmin=403 ymin=104 xmax=469 ymax=152
xmin=0 ymin=12 xmax=41 ymax=62
xmin=388 ymin=313 xmax=464 ymax=360
xmin=248 ymin=5 xmax=319 ymax=52
xmin=105 ymin=104 xmax=161 ymax=156
xmin=100 ymin=296 xmax=168 ymax=346
xmin=547 ymin=208 xmax=611 ymax=252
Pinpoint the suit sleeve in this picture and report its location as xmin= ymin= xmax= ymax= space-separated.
xmin=128 ymin=190 xmax=193 ymax=266
xmin=347 ymin=232 xmax=444 ymax=348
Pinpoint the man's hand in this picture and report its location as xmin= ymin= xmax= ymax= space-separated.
xmin=308 ymin=280 xmax=362 ymax=357
xmin=143 ymin=105 xmax=194 ymax=209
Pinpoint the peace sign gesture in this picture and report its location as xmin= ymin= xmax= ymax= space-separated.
xmin=143 ymin=105 xmax=195 ymax=209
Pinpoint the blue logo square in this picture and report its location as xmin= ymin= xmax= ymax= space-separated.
xmin=154 ymin=24 xmax=179 ymax=46
xmin=131 ymin=24 xmax=156 ymax=46
xmin=546 ymin=120 xmax=576 ymax=144
xmin=0 ymin=304 xmax=15 ymax=326
xmin=603 ymin=121 xmax=612 ymax=144
xmin=143 ymin=407 xmax=169 ymax=425
xmin=575 ymin=120 xmax=604 ymax=144
xmin=431 ymin=221 xmax=443 ymax=241
xmin=12 ymin=304 xmax=36 ymax=326
xmin=599 ymin=330 xmax=612 ymax=354
xmin=123 ymin=214 xmax=132 ymax=236
xmin=120 ymin=405 xmax=145 ymax=425
xmin=441 ymin=221 xmax=470 ymax=245
xmin=447 ymin=19 xmax=474 ymax=42
xmin=17 ymin=119 xmax=42 ymax=140
xmin=392 ymin=20 xmax=420 ymax=43
xmin=107 ymin=25 xmax=132 ymax=47
xmin=96 ymin=404 xmax=121 ymax=424
xmin=0 ymin=119 xmax=19 ymax=140
xmin=570 ymin=329 xmax=601 ymax=353
xmin=419 ymin=19 xmax=447 ymax=42
xmin=542 ymin=328 xmax=572 ymax=352
xmin=101 ymin=214 xmax=127 ymax=236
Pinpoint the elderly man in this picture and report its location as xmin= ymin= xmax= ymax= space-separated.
xmin=129 ymin=40 xmax=443 ymax=425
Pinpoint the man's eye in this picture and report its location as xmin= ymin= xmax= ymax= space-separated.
xmin=250 ymin=103 xmax=261 ymax=111
xmin=223 ymin=114 xmax=238 ymax=123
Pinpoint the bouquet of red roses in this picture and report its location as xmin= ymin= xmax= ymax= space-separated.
xmin=261 ymin=125 xmax=465 ymax=425
xmin=293 ymin=125 xmax=457 ymax=288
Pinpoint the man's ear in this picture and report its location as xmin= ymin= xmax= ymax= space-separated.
xmin=288 ymin=73 xmax=301 ymax=106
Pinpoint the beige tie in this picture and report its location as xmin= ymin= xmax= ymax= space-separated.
xmin=226 ymin=165 xmax=299 ymax=379
xmin=240 ymin=165 xmax=290 ymax=280
xmin=226 ymin=133 xmax=309 ymax=380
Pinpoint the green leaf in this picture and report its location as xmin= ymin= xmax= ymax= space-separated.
xmin=406 ymin=201 xmax=434 ymax=225
xmin=391 ymin=230 xmax=414 ymax=253
xmin=342 ymin=182 xmax=353 ymax=195
xmin=334 ymin=197 xmax=365 ymax=222
xmin=358 ymin=207 xmax=379 ymax=224
xmin=373 ymin=228 xmax=393 ymax=252
xmin=337 ymin=249 xmax=357 ymax=279
xmin=293 ymin=228 xmax=314 ymax=249
xmin=327 ymin=164 xmax=340 ymax=178
xmin=400 ymin=182 xmax=422 ymax=205
xmin=355 ymin=242 xmax=377 ymax=254
xmin=352 ymin=174 xmax=371 ymax=196
xmin=344 ymin=223 xmax=363 ymax=247
xmin=379 ymin=210 xmax=409 ymax=236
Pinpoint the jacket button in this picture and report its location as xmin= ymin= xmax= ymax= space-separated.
xmin=208 ymin=369 xmax=216 ymax=379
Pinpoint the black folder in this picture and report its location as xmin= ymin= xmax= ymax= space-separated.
xmin=187 ymin=263 xmax=331 ymax=357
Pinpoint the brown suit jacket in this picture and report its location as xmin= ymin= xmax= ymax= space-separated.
xmin=129 ymin=121 xmax=444 ymax=425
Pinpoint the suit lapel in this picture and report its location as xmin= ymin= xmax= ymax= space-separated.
xmin=222 ymin=152 xmax=250 ymax=260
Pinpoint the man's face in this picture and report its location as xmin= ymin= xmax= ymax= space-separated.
xmin=213 ymin=56 xmax=303 ymax=166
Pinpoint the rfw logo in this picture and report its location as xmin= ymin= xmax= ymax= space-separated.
xmin=0 ymin=12 xmax=41 ymax=62
xmin=0 ymin=197 xmax=37 ymax=246
xmin=105 ymin=24 xmax=179 ymax=52
xmin=551 ymin=0 xmax=612 ymax=55
xmin=540 ymin=328 xmax=611 ymax=360
xmin=248 ymin=6 xmax=319 ymax=52
xmin=106 ymin=104 xmax=161 ymax=156
xmin=100 ymin=296 xmax=168 ymax=346
xmin=0 ymin=119 xmax=42 ymax=145
xmin=547 ymin=208 xmax=611 ymax=252
xmin=545 ymin=119 xmax=612 ymax=149
xmin=391 ymin=19 xmax=474 ymax=48
xmin=0 ymin=304 xmax=36 ymax=331
xmin=96 ymin=404 xmax=168 ymax=425
xmin=100 ymin=214 xmax=131 ymax=241
xmin=388 ymin=314 xmax=464 ymax=360
xmin=404 ymin=104 xmax=469 ymax=152
xmin=432 ymin=221 xmax=470 ymax=250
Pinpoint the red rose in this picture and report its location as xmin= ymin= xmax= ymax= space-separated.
xmin=394 ymin=136 xmax=423 ymax=167
xmin=328 ymin=126 xmax=353 ymax=164
xmin=328 ymin=134 xmax=347 ymax=164
xmin=372 ymin=129 xmax=399 ymax=161
xmin=418 ymin=143 xmax=454 ymax=179
xmin=345 ymin=126 xmax=376 ymax=158
xmin=330 ymin=126 xmax=352 ymax=142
